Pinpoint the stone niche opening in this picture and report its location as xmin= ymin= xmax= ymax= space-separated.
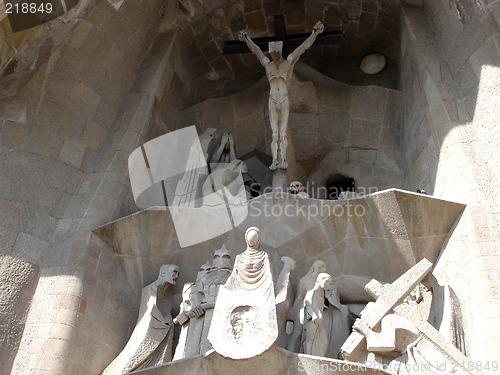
xmin=325 ymin=174 xmax=356 ymax=200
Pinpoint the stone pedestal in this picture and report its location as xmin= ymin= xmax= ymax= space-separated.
xmin=128 ymin=346 xmax=391 ymax=375
xmin=271 ymin=169 xmax=288 ymax=192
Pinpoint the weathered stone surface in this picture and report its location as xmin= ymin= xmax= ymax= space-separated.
xmin=343 ymin=263 xmax=476 ymax=374
xmin=1 ymin=0 xmax=500 ymax=373
xmin=178 ymin=68 xmax=402 ymax=183
xmin=173 ymin=245 xmax=232 ymax=360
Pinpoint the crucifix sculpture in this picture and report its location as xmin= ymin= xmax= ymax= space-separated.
xmin=222 ymin=14 xmax=343 ymax=57
xmin=225 ymin=15 xmax=343 ymax=171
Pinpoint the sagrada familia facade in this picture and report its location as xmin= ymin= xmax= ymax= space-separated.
xmin=0 ymin=0 xmax=499 ymax=374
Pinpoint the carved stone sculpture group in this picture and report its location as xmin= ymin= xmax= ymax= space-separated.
xmin=102 ymin=227 xmax=471 ymax=375
xmin=103 ymin=19 xmax=472 ymax=375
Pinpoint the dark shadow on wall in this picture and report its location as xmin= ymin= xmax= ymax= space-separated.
xmin=161 ymin=0 xmax=402 ymax=103
xmin=325 ymin=174 xmax=356 ymax=200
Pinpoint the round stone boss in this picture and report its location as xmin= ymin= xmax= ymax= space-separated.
xmin=360 ymin=53 xmax=387 ymax=74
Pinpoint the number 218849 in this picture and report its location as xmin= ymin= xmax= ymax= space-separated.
xmin=5 ymin=2 xmax=53 ymax=14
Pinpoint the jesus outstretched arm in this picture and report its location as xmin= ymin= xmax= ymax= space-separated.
xmin=288 ymin=21 xmax=324 ymax=62
xmin=239 ymin=31 xmax=270 ymax=66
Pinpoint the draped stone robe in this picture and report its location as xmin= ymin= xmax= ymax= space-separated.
xmin=208 ymin=248 xmax=278 ymax=359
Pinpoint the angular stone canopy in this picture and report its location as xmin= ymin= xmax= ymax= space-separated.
xmin=94 ymin=188 xmax=465 ymax=294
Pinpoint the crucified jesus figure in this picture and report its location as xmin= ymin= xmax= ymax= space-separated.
xmin=239 ymin=21 xmax=324 ymax=170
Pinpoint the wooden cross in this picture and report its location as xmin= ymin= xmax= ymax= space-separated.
xmin=222 ymin=14 xmax=343 ymax=58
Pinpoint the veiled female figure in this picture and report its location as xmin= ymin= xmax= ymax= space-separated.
xmin=286 ymin=260 xmax=326 ymax=352
xmin=323 ymin=279 xmax=351 ymax=358
xmin=301 ymin=273 xmax=332 ymax=356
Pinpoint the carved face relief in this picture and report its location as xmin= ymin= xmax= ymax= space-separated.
xmin=317 ymin=273 xmax=333 ymax=289
xmin=213 ymin=247 xmax=232 ymax=271
xmin=325 ymin=282 xmax=340 ymax=305
xmin=159 ymin=264 xmax=179 ymax=285
xmin=268 ymin=41 xmax=283 ymax=63
xmin=289 ymin=180 xmax=305 ymax=194
xmin=230 ymin=306 xmax=256 ymax=343
xmin=271 ymin=52 xmax=282 ymax=62
xmin=311 ymin=260 xmax=327 ymax=275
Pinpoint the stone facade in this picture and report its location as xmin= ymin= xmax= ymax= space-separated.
xmin=0 ymin=0 xmax=499 ymax=374
xmin=400 ymin=2 xmax=500 ymax=365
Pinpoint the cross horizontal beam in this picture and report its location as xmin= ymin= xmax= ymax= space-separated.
xmin=222 ymin=30 xmax=344 ymax=55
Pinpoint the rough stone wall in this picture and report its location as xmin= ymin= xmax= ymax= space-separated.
xmin=400 ymin=1 xmax=500 ymax=362
xmin=157 ymin=0 xmax=402 ymax=102
xmin=0 ymin=0 xmax=197 ymax=374
xmin=178 ymin=63 xmax=402 ymax=194
xmin=0 ymin=255 xmax=38 ymax=371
